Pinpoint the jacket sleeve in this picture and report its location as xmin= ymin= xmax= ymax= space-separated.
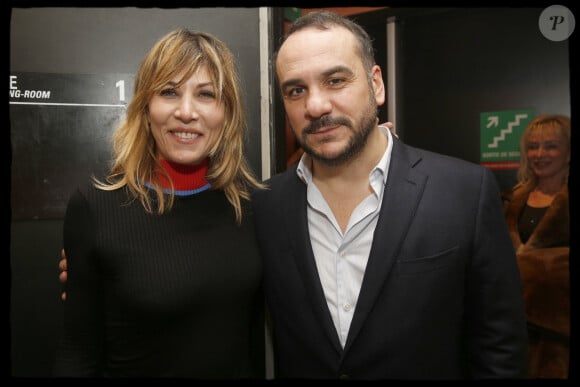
xmin=465 ymin=168 xmax=528 ymax=378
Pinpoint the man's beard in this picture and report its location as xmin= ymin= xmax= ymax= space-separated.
xmin=298 ymin=95 xmax=378 ymax=167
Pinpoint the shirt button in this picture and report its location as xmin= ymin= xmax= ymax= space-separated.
xmin=343 ymin=303 xmax=352 ymax=311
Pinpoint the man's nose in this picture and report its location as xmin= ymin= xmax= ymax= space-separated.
xmin=305 ymin=89 xmax=332 ymax=119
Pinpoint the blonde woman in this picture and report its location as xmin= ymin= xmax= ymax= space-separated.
xmin=503 ymin=114 xmax=570 ymax=378
xmin=54 ymin=29 xmax=265 ymax=378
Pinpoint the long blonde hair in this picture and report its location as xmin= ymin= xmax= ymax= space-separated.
xmin=515 ymin=114 xmax=570 ymax=190
xmin=95 ymin=29 xmax=263 ymax=223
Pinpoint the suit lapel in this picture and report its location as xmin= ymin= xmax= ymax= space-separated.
xmin=344 ymin=140 xmax=428 ymax=351
xmin=283 ymin=171 xmax=344 ymax=352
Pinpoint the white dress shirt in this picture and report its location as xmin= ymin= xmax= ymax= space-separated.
xmin=296 ymin=126 xmax=393 ymax=347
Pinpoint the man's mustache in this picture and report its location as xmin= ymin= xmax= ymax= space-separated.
xmin=302 ymin=116 xmax=352 ymax=135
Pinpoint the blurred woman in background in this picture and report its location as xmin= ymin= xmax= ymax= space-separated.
xmin=503 ymin=114 xmax=570 ymax=379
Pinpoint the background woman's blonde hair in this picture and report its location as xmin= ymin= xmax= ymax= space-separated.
xmin=95 ymin=28 xmax=263 ymax=223
xmin=515 ymin=114 xmax=570 ymax=190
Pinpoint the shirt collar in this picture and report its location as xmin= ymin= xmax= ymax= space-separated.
xmin=296 ymin=125 xmax=394 ymax=188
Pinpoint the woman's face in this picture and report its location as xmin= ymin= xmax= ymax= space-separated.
xmin=148 ymin=65 xmax=225 ymax=165
xmin=526 ymin=128 xmax=569 ymax=181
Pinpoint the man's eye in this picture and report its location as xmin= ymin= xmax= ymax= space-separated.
xmin=287 ymin=87 xmax=305 ymax=97
xmin=328 ymin=78 xmax=345 ymax=87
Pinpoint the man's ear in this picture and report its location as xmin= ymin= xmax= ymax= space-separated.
xmin=371 ymin=65 xmax=385 ymax=107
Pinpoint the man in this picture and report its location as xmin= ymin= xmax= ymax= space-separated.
xmin=251 ymin=10 xmax=528 ymax=379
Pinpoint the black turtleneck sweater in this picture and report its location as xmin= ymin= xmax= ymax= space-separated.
xmin=53 ymin=164 xmax=264 ymax=378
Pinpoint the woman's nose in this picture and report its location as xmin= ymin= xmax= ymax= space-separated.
xmin=175 ymin=96 xmax=198 ymax=121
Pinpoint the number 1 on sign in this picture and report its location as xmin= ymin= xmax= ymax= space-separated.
xmin=116 ymin=80 xmax=125 ymax=102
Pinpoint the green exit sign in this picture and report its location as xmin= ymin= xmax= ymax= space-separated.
xmin=480 ymin=109 xmax=534 ymax=170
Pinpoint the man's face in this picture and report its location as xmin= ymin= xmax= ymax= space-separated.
xmin=276 ymin=25 xmax=385 ymax=166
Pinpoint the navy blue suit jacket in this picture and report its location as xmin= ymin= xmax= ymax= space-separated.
xmin=252 ymin=137 xmax=528 ymax=380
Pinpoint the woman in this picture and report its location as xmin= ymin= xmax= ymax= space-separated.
xmin=503 ymin=114 xmax=570 ymax=379
xmin=53 ymin=29 xmax=265 ymax=378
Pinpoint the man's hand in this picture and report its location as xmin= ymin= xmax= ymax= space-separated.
xmin=380 ymin=121 xmax=397 ymax=138
xmin=59 ymin=248 xmax=67 ymax=301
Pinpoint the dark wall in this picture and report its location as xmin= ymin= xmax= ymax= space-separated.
xmin=392 ymin=7 xmax=569 ymax=192
xmin=355 ymin=7 xmax=571 ymax=192
xmin=9 ymin=7 xmax=262 ymax=377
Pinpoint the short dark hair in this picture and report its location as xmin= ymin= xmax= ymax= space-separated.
xmin=275 ymin=10 xmax=376 ymax=72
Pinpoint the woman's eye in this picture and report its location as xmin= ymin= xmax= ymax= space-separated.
xmin=159 ymin=88 xmax=178 ymax=97
xmin=199 ymin=91 xmax=216 ymax=99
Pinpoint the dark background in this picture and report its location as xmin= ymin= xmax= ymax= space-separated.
xmin=352 ymin=7 xmax=571 ymax=192
xmin=10 ymin=72 xmax=134 ymax=220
